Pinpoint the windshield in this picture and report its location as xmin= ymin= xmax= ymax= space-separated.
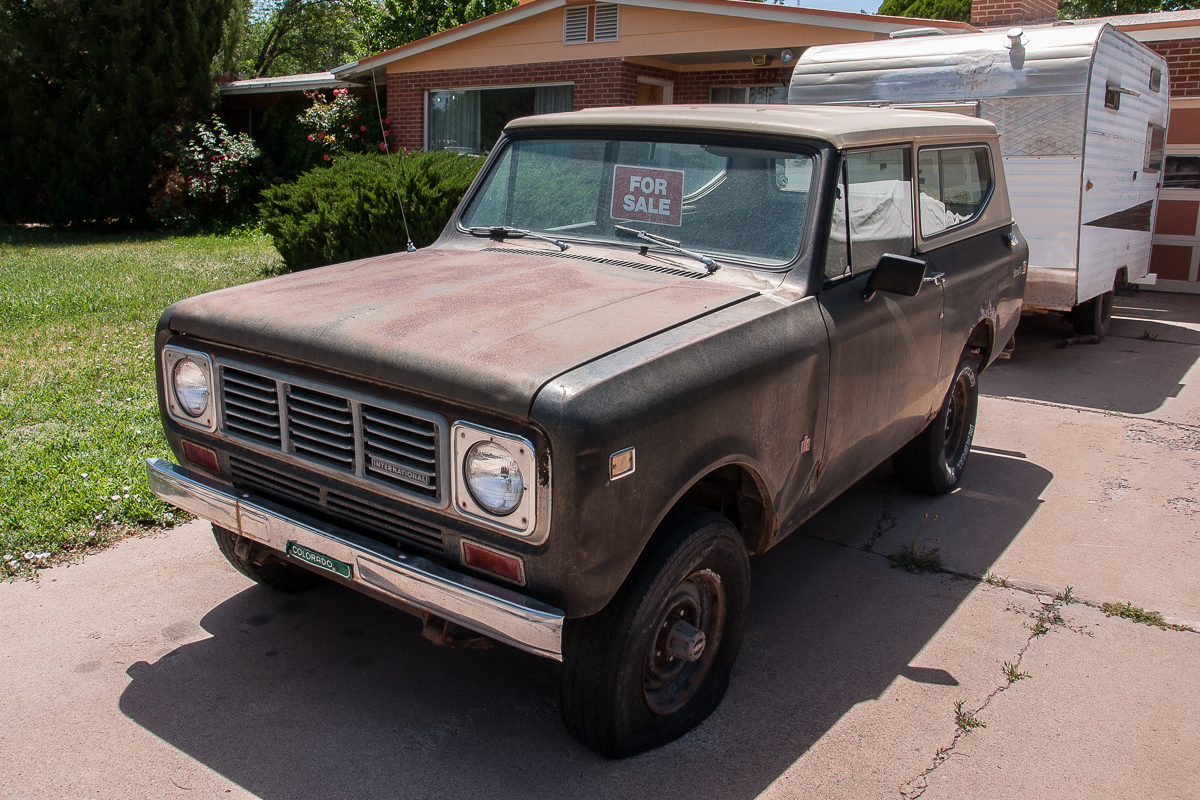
xmin=459 ymin=137 xmax=816 ymax=267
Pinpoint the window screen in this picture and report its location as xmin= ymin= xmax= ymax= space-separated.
xmin=917 ymin=146 xmax=992 ymax=237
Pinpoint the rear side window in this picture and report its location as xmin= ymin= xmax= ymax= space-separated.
xmin=917 ymin=146 xmax=993 ymax=238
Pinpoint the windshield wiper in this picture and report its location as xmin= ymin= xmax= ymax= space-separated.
xmin=614 ymin=225 xmax=719 ymax=274
xmin=469 ymin=225 xmax=568 ymax=252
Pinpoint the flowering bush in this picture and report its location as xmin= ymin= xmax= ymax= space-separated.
xmin=151 ymin=116 xmax=265 ymax=227
xmin=298 ymin=88 xmax=393 ymax=158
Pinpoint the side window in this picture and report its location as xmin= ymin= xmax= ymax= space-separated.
xmin=1144 ymin=124 xmax=1165 ymax=173
xmin=845 ymin=148 xmax=913 ymax=272
xmin=917 ymin=146 xmax=993 ymax=238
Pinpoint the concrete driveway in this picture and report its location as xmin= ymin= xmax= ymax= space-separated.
xmin=2 ymin=291 xmax=1198 ymax=800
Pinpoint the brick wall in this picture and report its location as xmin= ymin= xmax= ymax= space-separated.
xmin=970 ymin=0 xmax=1057 ymax=27
xmin=386 ymin=59 xmax=793 ymax=151
xmin=1145 ymin=38 xmax=1200 ymax=99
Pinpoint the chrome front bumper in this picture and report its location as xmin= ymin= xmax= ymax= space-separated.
xmin=146 ymin=457 xmax=564 ymax=660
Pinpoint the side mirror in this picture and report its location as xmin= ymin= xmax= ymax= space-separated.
xmin=862 ymin=254 xmax=927 ymax=301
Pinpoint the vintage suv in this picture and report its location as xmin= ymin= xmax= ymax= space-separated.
xmin=148 ymin=105 xmax=1027 ymax=757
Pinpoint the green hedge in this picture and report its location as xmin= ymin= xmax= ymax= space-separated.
xmin=259 ymin=151 xmax=483 ymax=271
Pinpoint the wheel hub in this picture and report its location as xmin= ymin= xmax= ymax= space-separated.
xmin=643 ymin=568 xmax=725 ymax=715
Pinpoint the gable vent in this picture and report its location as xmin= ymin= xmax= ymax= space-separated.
xmin=564 ymin=4 xmax=618 ymax=45
xmin=593 ymin=4 xmax=619 ymax=42
xmin=563 ymin=7 xmax=589 ymax=44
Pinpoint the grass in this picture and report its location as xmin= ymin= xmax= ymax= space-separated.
xmin=1002 ymin=661 xmax=1029 ymax=683
xmin=1 ymin=226 xmax=281 ymax=577
xmin=1101 ymin=601 xmax=1195 ymax=632
xmin=953 ymin=700 xmax=986 ymax=733
xmin=888 ymin=513 xmax=942 ymax=573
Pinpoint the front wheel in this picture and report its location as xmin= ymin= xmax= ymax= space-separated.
xmin=212 ymin=525 xmax=325 ymax=592
xmin=559 ymin=505 xmax=751 ymax=758
xmin=892 ymin=350 xmax=979 ymax=495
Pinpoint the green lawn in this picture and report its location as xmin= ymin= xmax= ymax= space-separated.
xmin=0 ymin=228 xmax=281 ymax=577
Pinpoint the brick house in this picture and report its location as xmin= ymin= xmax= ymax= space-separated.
xmin=328 ymin=0 xmax=973 ymax=153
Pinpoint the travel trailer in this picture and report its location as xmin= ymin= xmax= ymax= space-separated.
xmin=789 ymin=23 xmax=1170 ymax=336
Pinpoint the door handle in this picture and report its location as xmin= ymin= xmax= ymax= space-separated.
xmin=923 ymin=272 xmax=945 ymax=286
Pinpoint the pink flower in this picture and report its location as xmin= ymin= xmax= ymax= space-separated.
xmin=384 ymin=131 xmax=391 ymax=138
xmin=354 ymin=114 xmax=359 ymax=120
xmin=307 ymin=134 xmax=314 ymax=141
xmin=360 ymin=125 xmax=366 ymax=131
xmin=323 ymin=154 xmax=330 ymax=161
xmin=384 ymin=118 xmax=390 ymax=124
xmin=379 ymin=142 xmax=387 ymax=151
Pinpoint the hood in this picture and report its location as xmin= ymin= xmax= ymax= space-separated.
xmin=167 ymin=248 xmax=758 ymax=418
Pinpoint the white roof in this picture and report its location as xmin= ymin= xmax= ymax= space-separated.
xmin=219 ymin=72 xmax=359 ymax=96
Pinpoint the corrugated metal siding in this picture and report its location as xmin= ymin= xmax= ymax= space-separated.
xmin=1076 ymin=27 xmax=1171 ymax=301
xmin=789 ymin=26 xmax=1102 ymax=105
xmin=1004 ymin=156 xmax=1083 ymax=276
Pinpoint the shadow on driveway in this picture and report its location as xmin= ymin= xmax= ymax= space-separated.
xmin=119 ymin=454 xmax=1051 ymax=800
xmin=981 ymin=294 xmax=1200 ymax=416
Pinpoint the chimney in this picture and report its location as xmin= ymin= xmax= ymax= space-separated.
xmin=971 ymin=0 xmax=1059 ymax=28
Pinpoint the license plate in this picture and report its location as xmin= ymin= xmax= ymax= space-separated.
xmin=286 ymin=541 xmax=352 ymax=579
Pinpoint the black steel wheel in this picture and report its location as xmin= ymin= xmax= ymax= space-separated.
xmin=212 ymin=525 xmax=325 ymax=592
xmin=559 ymin=504 xmax=751 ymax=758
xmin=1072 ymin=290 xmax=1114 ymax=337
xmin=892 ymin=350 xmax=979 ymax=495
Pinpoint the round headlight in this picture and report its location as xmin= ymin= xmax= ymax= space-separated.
xmin=464 ymin=441 xmax=524 ymax=516
xmin=172 ymin=359 xmax=210 ymax=418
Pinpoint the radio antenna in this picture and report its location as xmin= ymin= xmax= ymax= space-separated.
xmin=365 ymin=37 xmax=416 ymax=252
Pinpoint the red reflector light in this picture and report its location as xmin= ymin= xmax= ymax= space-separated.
xmin=461 ymin=540 xmax=524 ymax=584
xmin=181 ymin=440 xmax=220 ymax=474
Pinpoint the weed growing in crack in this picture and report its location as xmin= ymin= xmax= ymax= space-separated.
xmin=983 ymin=571 xmax=1010 ymax=588
xmin=1002 ymin=661 xmax=1029 ymax=683
xmin=1055 ymin=586 xmax=1074 ymax=604
xmin=954 ymin=701 xmax=986 ymax=733
xmin=1101 ymin=601 xmax=1195 ymax=632
xmin=1140 ymin=328 xmax=1160 ymax=342
xmin=888 ymin=514 xmax=942 ymax=573
xmin=1031 ymin=603 xmax=1065 ymax=637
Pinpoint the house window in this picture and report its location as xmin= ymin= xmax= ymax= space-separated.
xmin=427 ymin=85 xmax=574 ymax=154
xmin=1165 ymin=156 xmax=1200 ymax=190
xmin=710 ymin=86 xmax=787 ymax=104
xmin=563 ymin=4 xmax=618 ymax=45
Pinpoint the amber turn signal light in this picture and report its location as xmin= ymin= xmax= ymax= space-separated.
xmin=461 ymin=540 xmax=524 ymax=584
xmin=181 ymin=440 xmax=219 ymax=474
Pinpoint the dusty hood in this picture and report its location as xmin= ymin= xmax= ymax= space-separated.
xmin=167 ymin=248 xmax=757 ymax=417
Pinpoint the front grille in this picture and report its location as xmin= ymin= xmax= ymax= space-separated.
xmin=221 ymin=368 xmax=281 ymax=445
xmin=217 ymin=361 xmax=445 ymax=505
xmin=229 ymin=456 xmax=444 ymax=555
xmin=286 ymin=385 xmax=354 ymax=468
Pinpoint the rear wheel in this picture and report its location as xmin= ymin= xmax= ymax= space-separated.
xmin=1072 ymin=290 xmax=1114 ymax=337
xmin=559 ymin=505 xmax=750 ymax=758
xmin=893 ymin=350 xmax=979 ymax=495
xmin=212 ymin=525 xmax=325 ymax=592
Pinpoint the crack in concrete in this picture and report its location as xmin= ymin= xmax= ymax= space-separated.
xmin=860 ymin=476 xmax=897 ymax=553
xmin=981 ymin=394 xmax=1200 ymax=432
xmin=898 ymin=595 xmax=1078 ymax=799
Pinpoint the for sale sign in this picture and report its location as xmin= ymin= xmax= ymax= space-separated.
xmin=611 ymin=165 xmax=684 ymax=227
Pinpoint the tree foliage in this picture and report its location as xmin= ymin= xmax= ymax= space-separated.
xmin=877 ymin=0 xmax=971 ymax=21
xmin=1059 ymin=0 xmax=1199 ymax=18
xmin=370 ymin=0 xmax=517 ymax=52
xmin=0 ymin=0 xmax=237 ymax=224
xmin=234 ymin=0 xmax=382 ymax=78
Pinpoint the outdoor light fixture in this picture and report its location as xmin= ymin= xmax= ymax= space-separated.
xmin=750 ymin=54 xmax=772 ymax=67
xmin=780 ymin=48 xmax=795 ymax=64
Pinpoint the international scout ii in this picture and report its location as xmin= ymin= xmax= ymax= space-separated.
xmin=149 ymin=105 xmax=1027 ymax=757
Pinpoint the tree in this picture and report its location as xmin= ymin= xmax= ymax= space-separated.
xmin=877 ymin=0 xmax=971 ymax=21
xmin=371 ymin=0 xmax=516 ymax=52
xmin=235 ymin=0 xmax=383 ymax=78
xmin=1059 ymin=0 xmax=1199 ymax=18
xmin=0 ymin=0 xmax=238 ymax=224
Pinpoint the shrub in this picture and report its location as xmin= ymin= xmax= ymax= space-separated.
xmin=298 ymin=87 xmax=392 ymax=156
xmin=150 ymin=115 xmax=265 ymax=227
xmin=259 ymin=151 xmax=483 ymax=271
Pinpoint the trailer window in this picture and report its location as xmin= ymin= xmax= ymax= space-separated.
xmin=917 ymin=146 xmax=992 ymax=238
xmin=1164 ymin=156 xmax=1200 ymax=190
xmin=1144 ymin=125 xmax=1166 ymax=173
